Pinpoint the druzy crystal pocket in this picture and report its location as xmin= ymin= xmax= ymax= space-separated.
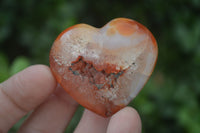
xmin=49 ymin=18 xmax=158 ymax=117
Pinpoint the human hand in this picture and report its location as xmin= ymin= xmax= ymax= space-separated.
xmin=0 ymin=65 xmax=141 ymax=133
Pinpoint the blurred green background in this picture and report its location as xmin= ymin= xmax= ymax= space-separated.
xmin=1 ymin=0 xmax=200 ymax=132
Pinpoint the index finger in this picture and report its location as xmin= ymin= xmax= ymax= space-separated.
xmin=0 ymin=65 xmax=56 ymax=132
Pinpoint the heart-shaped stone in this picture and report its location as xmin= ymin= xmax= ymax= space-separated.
xmin=49 ymin=18 xmax=158 ymax=117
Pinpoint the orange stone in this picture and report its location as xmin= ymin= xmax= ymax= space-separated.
xmin=49 ymin=18 xmax=158 ymax=117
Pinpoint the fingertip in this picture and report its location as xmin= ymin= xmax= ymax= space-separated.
xmin=117 ymin=106 xmax=141 ymax=124
xmin=17 ymin=64 xmax=57 ymax=103
xmin=107 ymin=106 xmax=141 ymax=133
xmin=1 ymin=64 xmax=57 ymax=111
xmin=25 ymin=65 xmax=57 ymax=93
xmin=74 ymin=109 xmax=110 ymax=133
xmin=0 ymin=65 xmax=57 ymax=131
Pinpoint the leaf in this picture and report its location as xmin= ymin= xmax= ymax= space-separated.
xmin=10 ymin=56 xmax=30 ymax=76
xmin=0 ymin=53 xmax=9 ymax=82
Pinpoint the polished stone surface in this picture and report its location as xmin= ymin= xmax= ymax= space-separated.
xmin=49 ymin=18 xmax=158 ymax=117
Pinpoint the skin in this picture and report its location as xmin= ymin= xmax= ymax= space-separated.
xmin=0 ymin=65 xmax=141 ymax=133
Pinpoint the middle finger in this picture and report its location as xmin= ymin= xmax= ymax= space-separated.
xmin=18 ymin=85 xmax=78 ymax=133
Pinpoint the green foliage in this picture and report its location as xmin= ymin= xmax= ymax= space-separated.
xmin=10 ymin=56 xmax=30 ymax=75
xmin=0 ymin=53 xmax=30 ymax=82
xmin=0 ymin=0 xmax=200 ymax=132
xmin=0 ymin=53 xmax=9 ymax=82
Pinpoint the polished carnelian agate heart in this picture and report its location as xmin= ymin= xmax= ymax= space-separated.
xmin=49 ymin=18 xmax=158 ymax=117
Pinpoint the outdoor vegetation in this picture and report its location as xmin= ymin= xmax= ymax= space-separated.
xmin=0 ymin=0 xmax=200 ymax=132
